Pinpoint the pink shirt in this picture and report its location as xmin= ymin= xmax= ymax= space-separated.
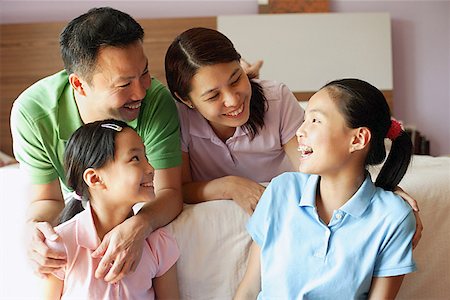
xmin=47 ymin=204 xmax=179 ymax=300
xmin=177 ymin=79 xmax=304 ymax=182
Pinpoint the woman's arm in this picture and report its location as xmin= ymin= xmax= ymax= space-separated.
xmin=181 ymin=152 xmax=265 ymax=214
xmin=369 ymin=276 xmax=405 ymax=300
xmin=153 ymin=264 xmax=180 ymax=300
xmin=393 ymin=187 xmax=423 ymax=249
xmin=234 ymin=242 xmax=261 ymax=300
xmin=42 ymin=274 xmax=64 ymax=300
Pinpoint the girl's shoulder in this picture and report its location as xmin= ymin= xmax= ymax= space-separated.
xmin=146 ymin=227 xmax=179 ymax=253
xmin=371 ymin=187 xmax=414 ymax=222
xmin=269 ymin=172 xmax=312 ymax=193
xmin=53 ymin=214 xmax=80 ymax=240
xmin=145 ymin=227 xmax=180 ymax=276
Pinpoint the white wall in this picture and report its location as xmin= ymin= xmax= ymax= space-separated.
xmin=218 ymin=13 xmax=393 ymax=94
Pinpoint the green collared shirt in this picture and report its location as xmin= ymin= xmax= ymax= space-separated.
xmin=11 ymin=70 xmax=181 ymax=194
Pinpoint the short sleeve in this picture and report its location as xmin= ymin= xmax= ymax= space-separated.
xmin=45 ymin=238 xmax=67 ymax=280
xmin=278 ymin=83 xmax=304 ymax=145
xmin=373 ymin=210 xmax=417 ymax=277
xmin=147 ymin=227 xmax=180 ymax=277
xmin=138 ymin=79 xmax=182 ymax=170
xmin=246 ymin=181 xmax=276 ymax=247
xmin=10 ymin=100 xmax=59 ymax=184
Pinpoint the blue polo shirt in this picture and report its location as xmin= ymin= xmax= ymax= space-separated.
xmin=247 ymin=172 xmax=416 ymax=299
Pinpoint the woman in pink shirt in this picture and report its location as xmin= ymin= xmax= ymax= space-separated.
xmin=43 ymin=119 xmax=179 ymax=299
xmin=164 ymin=27 xmax=422 ymax=244
xmin=165 ymin=27 xmax=304 ymax=214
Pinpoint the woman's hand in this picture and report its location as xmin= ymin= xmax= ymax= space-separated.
xmin=394 ymin=186 xmax=423 ymax=249
xmin=227 ymin=176 xmax=266 ymax=215
xmin=240 ymin=59 xmax=264 ymax=79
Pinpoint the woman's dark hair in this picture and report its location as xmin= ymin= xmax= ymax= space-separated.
xmin=165 ymin=27 xmax=267 ymax=139
xmin=60 ymin=7 xmax=144 ymax=82
xmin=323 ymin=78 xmax=413 ymax=191
xmin=59 ymin=119 xmax=130 ymax=223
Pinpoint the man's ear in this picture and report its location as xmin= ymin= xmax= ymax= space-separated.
xmin=83 ymin=168 xmax=106 ymax=189
xmin=350 ymin=127 xmax=371 ymax=153
xmin=69 ymin=73 xmax=87 ymax=97
xmin=175 ymin=92 xmax=194 ymax=109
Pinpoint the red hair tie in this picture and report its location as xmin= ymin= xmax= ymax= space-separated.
xmin=386 ymin=118 xmax=403 ymax=141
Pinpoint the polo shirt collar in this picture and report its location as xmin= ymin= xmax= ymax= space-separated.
xmin=76 ymin=202 xmax=101 ymax=250
xmin=299 ymin=174 xmax=320 ymax=208
xmin=298 ymin=173 xmax=376 ymax=218
xmin=127 ymin=118 xmax=138 ymax=130
xmin=58 ymin=84 xmax=84 ymax=141
xmin=340 ymin=173 xmax=376 ymax=218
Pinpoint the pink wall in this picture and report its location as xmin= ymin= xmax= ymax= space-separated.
xmin=331 ymin=0 xmax=450 ymax=156
xmin=0 ymin=1 xmax=258 ymax=24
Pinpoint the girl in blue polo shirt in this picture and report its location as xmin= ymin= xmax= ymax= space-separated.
xmin=235 ymin=79 xmax=416 ymax=299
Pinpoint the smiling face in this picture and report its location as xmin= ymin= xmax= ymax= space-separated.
xmin=96 ymin=127 xmax=155 ymax=207
xmin=185 ymin=61 xmax=252 ymax=140
xmin=80 ymin=41 xmax=152 ymax=122
xmin=296 ymin=88 xmax=358 ymax=177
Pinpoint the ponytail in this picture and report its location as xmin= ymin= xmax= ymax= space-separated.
xmin=375 ymin=131 xmax=413 ymax=191
xmin=58 ymin=198 xmax=84 ymax=224
xmin=244 ymin=80 xmax=267 ymax=139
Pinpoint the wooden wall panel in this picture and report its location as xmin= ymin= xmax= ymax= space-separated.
xmin=260 ymin=0 xmax=329 ymax=13
xmin=0 ymin=22 xmax=66 ymax=156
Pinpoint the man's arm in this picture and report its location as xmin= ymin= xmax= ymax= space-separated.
xmin=26 ymin=179 xmax=67 ymax=277
xmin=92 ymin=165 xmax=183 ymax=283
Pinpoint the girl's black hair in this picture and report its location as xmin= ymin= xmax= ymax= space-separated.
xmin=59 ymin=119 xmax=130 ymax=223
xmin=165 ymin=27 xmax=267 ymax=139
xmin=323 ymin=78 xmax=413 ymax=191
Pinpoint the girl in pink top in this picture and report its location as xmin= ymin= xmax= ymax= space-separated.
xmin=43 ymin=119 xmax=179 ymax=300
xmin=164 ymin=28 xmax=422 ymax=243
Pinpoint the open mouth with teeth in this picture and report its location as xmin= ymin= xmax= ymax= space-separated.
xmin=298 ymin=145 xmax=313 ymax=158
xmin=124 ymin=101 xmax=142 ymax=110
xmin=140 ymin=182 xmax=153 ymax=188
xmin=224 ymin=104 xmax=244 ymax=117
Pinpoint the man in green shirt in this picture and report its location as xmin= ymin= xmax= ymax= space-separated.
xmin=10 ymin=7 xmax=183 ymax=283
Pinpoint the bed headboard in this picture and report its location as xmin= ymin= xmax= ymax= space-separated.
xmin=0 ymin=13 xmax=393 ymax=156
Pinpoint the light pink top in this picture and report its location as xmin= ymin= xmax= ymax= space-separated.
xmin=47 ymin=204 xmax=179 ymax=300
xmin=177 ymin=79 xmax=304 ymax=182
